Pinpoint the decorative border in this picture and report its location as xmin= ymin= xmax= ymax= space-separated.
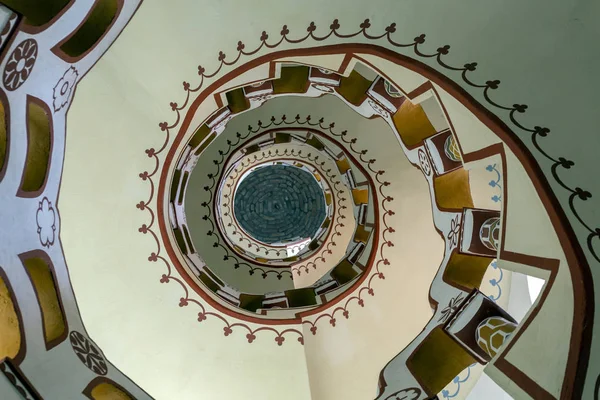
xmin=206 ymin=128 xmax=363 ymax=279
xmin=202 ymin=123 xmax=377 ymax=299
xmin=141 ymin=114 xmax=389 ymax=344
xmin=209 ymin=135 xmax=346 ymax=275
xmin=486 ymin=163 xmax=502 ymax=204
xmin=143 ymin=19 xmax=598 ymax=263
xmin=202 ymin=128 xmax=293 ymax=279
xmin=136 ymin=18 xmax=595 ymax=396
xmin=441 ymin=365 xmax=476 ymax=399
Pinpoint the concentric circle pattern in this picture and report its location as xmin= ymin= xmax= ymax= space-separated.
xmin=233 ymin=165 xmax=326 ymax=244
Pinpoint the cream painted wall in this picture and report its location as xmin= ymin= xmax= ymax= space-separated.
xmin=61 ymin=48 xmax=311 ymax=400
xmin=287 ymin=97 xmax=443 ymax=400
xmin=57 ymin=0 xmax=600 ymax=398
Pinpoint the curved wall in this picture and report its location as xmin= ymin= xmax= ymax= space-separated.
xmin=4 ymin=0 xmax=596 ymax=399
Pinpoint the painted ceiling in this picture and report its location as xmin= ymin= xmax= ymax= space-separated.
xmin=0 ymin=0 xmax=598 ymax=399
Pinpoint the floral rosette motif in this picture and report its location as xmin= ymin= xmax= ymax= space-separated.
xmin=53 ymin=66 xmax=79 ymax=112
xmin=3 ymin=39 xmax=38 ymax=91
xmin=69 ymin=331 xmax=108 ymax=375
xmin=36 ymin=197 xmax=56 ymax=248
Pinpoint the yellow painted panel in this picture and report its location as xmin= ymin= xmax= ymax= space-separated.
xmin=272 ymin=66 xmax=309 ymax=94
xmin=336 ymin=157 xmax=351 ymax=174
xmin=21 ymin=100 xmax=51 ymax=193
xmin=433 ymin=168 xmax=474 ymax=210
xmin=194 ymin=132 xmax=216 ymax=156
xmin=226 ymin=88 xmax=249 ymax=113
xmin=352 ymin=189 xmax=369 ymax=205
xmin=353 ymin=225 xmax=370 ymax=244
xmin=0 ymin=275 xmax=21 ymax=360
xmin=23 ymin=257 xmax=66 ymax=344
xmin=444 ymin=251 xmax=492 ymax=290
xmin=392 ymin=101 xmax=437 ymax=147
xmin=189 ymin=124 xmax=211 ymax=149
xmin=336 ymin=70 xmax=371 ymax=105
xmin=91 ymin=382 xmax=133 ymax=400
xmin=407 ymin=327 xmax=476 ymax=395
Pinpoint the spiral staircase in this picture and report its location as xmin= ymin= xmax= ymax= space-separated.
xmin=0 ymin=1 xmax=598 ymax=399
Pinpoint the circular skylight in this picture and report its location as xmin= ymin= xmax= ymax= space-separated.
xmin=233 ymin=164 xmax=326 ymax=244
